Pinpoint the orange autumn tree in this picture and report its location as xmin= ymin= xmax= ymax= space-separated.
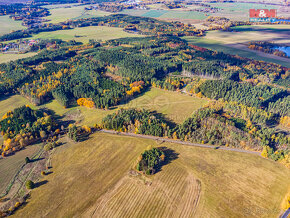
xmin=126 ymin=81 xmax=145 ymax=96
xmin=77 ymin=98 xmax=95 ymax=108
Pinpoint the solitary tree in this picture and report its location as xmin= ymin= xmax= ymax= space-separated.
xmin=25 ymin=157 xmax=30 ymax=164
xmin=25 ymin=180 xmax=34 ymax=189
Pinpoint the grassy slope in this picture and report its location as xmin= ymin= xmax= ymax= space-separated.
xmin=0 ymin=88 xmax=208 ymax=125
xmin=0 ymin=145 xmax=40 ymax=194
xmin=13 ymin=132 xmax=290 ymax=217
xmin=0 ymin=15 xmax=25 ymax=36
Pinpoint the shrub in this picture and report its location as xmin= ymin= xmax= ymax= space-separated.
xmin=14 ymin=202 xmax=21 ymax=208
xmin=25 ymin=180 xmax=34 ymax=189
xmin=44 ymin=143 xmax=53 ymax=151
xmin=25 ymin=157 xmax=30 ymax=164
xmin=44 ymin=141 xmax=59 ymax=151
xmin=137 ymin=147 xmax=165 ymax=175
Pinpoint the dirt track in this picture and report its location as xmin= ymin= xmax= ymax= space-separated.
xmin=99 ymin=129 xmax=261 ymax=155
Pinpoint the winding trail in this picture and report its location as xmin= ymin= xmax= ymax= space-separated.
xmin=99 ymin=129 xmax=260 ymax=155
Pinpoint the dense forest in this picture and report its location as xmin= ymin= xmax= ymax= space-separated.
xmin=102 ymin=109 xmax=170 ymax=137
xmin=0 ymin=106 xmax=59 ymax=157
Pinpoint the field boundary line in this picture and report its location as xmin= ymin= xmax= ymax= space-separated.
xmin=99 ymin=129 xmax=261 ymax=155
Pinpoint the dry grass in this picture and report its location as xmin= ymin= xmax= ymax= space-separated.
xmin=12 ymin=132 xmax=290 ymax=217
xmin=0 ymin=145 xmax=40 ymax=194
xmin=24 ymin=26 xmax=141 ymax=44
xmin=0 ymin=53 xmax=37 ymax=64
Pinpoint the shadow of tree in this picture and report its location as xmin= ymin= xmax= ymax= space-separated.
xmin=34 ymin=180 xmax=48 ymax=188
xmin=29 ymin=157 xmax=44 ymax=163
xmin=155 ymin=147 xmax=179 ymax=173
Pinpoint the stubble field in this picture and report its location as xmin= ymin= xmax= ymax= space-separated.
xmin=12 ymin=132 xmax=290 ymax=218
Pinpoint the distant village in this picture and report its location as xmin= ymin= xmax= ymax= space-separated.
xmin=0 ymin=39 xmax=38 ymax=53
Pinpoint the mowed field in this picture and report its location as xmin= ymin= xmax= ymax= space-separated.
xmin=8 ymin=26 xmax=141 ymax=44
xmin=0 ymin=88 xmax=208 ymax=126
xmin=0 ymin=15 xmax=25 ymax=36
xmin=12 ymin=132 xmax=290 ymax=217
xmin=44 ymin=5 xmax=111 ymax=24
xmin=0 ymin=145 xmax=40 ymax=194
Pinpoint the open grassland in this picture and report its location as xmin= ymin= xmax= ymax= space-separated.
xmin=21 ymin=26 xmax=141 ymax=44
xmin=0 ymin=145 xmax=40 ymax=194
xmin=0 ymin=88 xmax=208 ymax=125
xmin=0 ymin=16 xmax=25 ymax=36
xmin=0 ymin=53 xmax=37 ymax=64
xmin=45 ymin=5 xmax=111 ymax=24
xmin=13 ymin=132 xmax=290 ymax=217
xmin=119 ymin=88 xmax=209 ymax=124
